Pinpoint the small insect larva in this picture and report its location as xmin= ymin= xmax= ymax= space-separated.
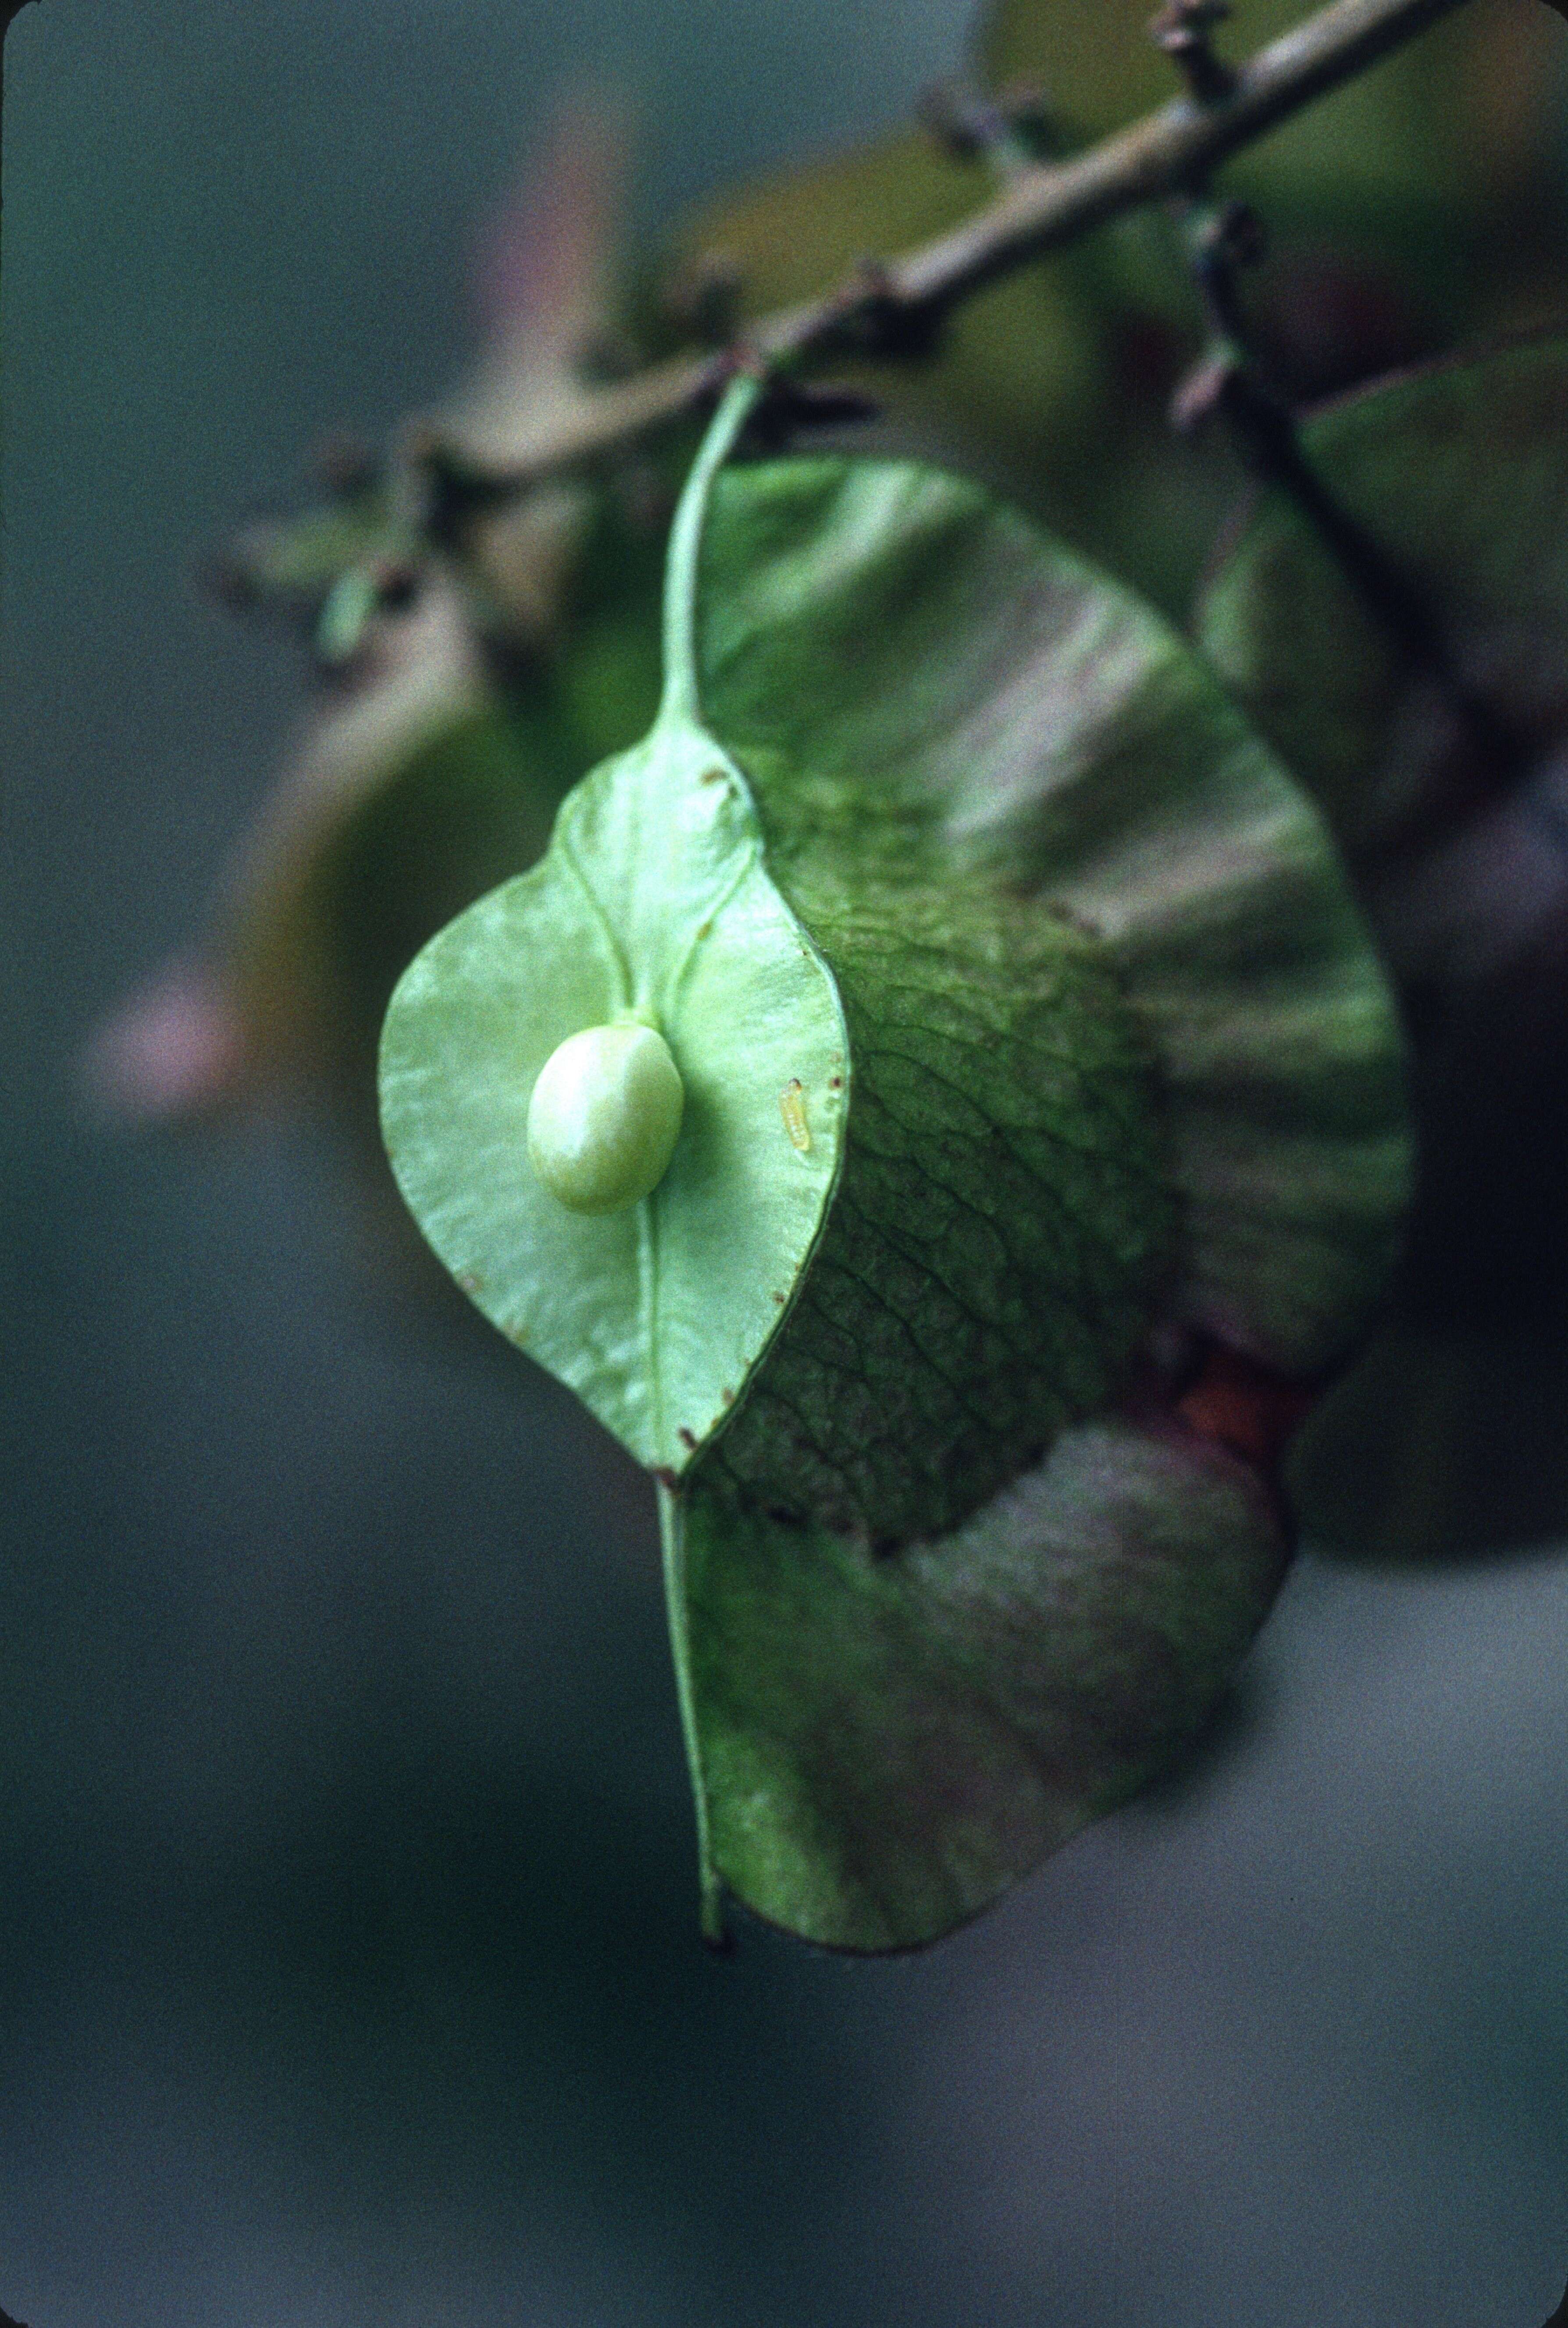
xmin=779 ymin=1078 xmax=811 ymax=1153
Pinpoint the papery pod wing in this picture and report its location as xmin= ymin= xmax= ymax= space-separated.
xmin=1195 ymin=331 xmax=1568 ymax=1550
xmin=379 ymin=711 xmax=851 ymax=1480
xmin=379 ymin=392 xmax=1411 ymax=1947
xmin=1196 ymin=332 xmax=1568 ymax=863
xmin=668 ymin=453 xmax=1410 ymax=1946
xmin=699 ymin=458 xmax=1411 ymax=1385
xmin=676 ymin=1417 xmax=1286 ymax=1951
xmin=1195 ymin=332 xmax=1568 ymax=1327
xmin=380 ymin=383 xmax=854 ymax=1482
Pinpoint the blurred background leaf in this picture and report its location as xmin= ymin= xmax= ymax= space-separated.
xmin=1196 ymin=334 xmax=1568 ymax=1557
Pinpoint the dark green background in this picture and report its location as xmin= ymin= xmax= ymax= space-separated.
xmin=4 ymin=4 xmax=1568 ymax=2323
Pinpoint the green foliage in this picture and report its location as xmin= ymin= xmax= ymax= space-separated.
xmin=1196 ymin=332 xmax=1568 ymax=858
xmin=696 ymin=457 xmax=1411 ymax=1381
xmin=112 ymin=0 xmax=1568 ymax=1942
xmin=379 ymin=379 xmax=1410 ymax=1945
xmin=1193 ymin=327 xmax=1568 ymax=1315
xmin=679 ymin=1417 xmax=1286 ymax=1950
xmin=663 ymin=127 xmax=1108 ymax=504
xmin=664 ymin=3 xmax=1562 ymax=617
xmin=981 ymin=0 xmax=1545 ymax=283
xmin=378 ymin=661 xmax=850 ymax=1484
xmin=1195 ymin=330 xmax=1568 ymax=1548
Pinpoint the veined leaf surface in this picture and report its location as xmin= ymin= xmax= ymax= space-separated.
xmin=379 ymin=715 xmax=847 ymax=1476
xmin=678 ymin=1415 xmax=1286 ymax=1952
xmin=380 ymin=384 xmax=1409 ymax=1949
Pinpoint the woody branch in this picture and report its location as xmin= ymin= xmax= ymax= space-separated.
xmin=421 ymin=0 xmax=1511 ymax=499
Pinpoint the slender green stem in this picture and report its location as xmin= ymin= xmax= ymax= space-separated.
xmin=650 ymin=368 xmax=766 ymax=1951
xmin=658 ymin=1482 xmax=729 ymax=1949
xmin=657 ymin=369 xmax=766 ymax=734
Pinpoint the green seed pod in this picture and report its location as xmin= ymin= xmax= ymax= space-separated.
xmin=381 ymin=375 xmax=1411 ymax=1951
xmin=527 ymin=1020 xmax=684 ymax=1214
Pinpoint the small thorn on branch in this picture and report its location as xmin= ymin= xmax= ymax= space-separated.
xmin=833 ymin=258 xmax=944 ymax=361
xmin=1184 ymin=195 xmax=1270 ymax=346
xmin=1195 ymin=196 xmax=1267 ymax=271
xmin=1151 ymin=0 xmax=1237 ymax=102
xmin=917 ymin=77 xmax=1062 ymax=168
xmin=1169 ymin=344 xmax=1240 ymax=433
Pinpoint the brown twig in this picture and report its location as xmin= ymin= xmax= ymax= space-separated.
xmin=424 ymin=0 xmax=1486 ymax=499
xmin=1151 ymin=0 xmax=1238 ymax=104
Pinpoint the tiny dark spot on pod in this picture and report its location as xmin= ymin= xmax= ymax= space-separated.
xmin=652 ymin=1466 xmax=680 ymax=1489
xmin=697 ymin=920 xmax=713 ymax=940
xmin=720 ymin=1386 xmax=734 ymax=1405
xmin=828 ymin=1075 xmax=843 ymax=1090
xmin=700 ymin=767 xmax=728 ymax=785
xmin=456 ymin=1269 xmax=482 ymax=1295
xmin=772 ymin=1290 xmax=787 ymax=1306
xmin=678 ymin=1426 xmax=698 ymax=1450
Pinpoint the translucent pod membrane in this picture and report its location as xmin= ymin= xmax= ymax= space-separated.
xmin=527 ymin=1021 xmax=684 ymax=1215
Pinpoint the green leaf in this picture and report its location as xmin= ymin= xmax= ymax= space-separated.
xmin=1195 ymin=332 xmax=1568 ymax=861
xmin=676 ymin=1415 xmax=1286 ymax=1952
xmin=1195 ymin=332 xmax=1568 ymax=1530
xmin=380 ymin=382 xmax=1409 ymax=1948
xmin=698 ymin=458 xmax=1411 ymax=1385
xmin=379 ymin=707 xmax=848 ymax=1477
xmin=381 ymin=381 xmax=850 ymax=1479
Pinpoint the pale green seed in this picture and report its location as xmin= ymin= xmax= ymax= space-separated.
xmin=526 ymin=1021 xmax=685 ymax=1215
